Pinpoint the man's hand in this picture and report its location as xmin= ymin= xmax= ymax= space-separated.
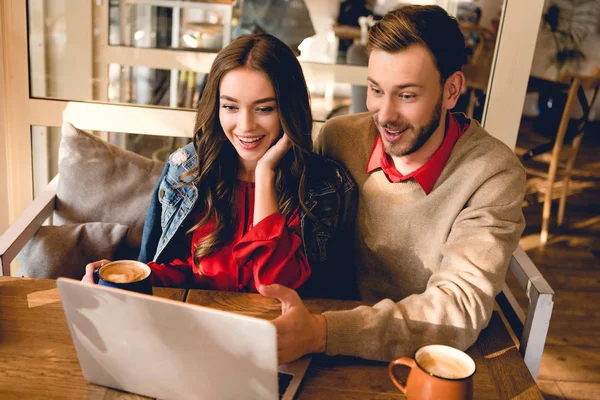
xmin=258 ymin=284 xmax=327 ymax=365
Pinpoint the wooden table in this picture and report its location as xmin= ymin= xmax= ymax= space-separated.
xmin=0 ymin=277 xmax=543 ymax=399
xmin=0 ymin=277 xmax=185 ymax=399
xmin=186 ymin=289 xmax=543 ymax=399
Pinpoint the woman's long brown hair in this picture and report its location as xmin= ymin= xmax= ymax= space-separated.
xmin=182 ymin=34 xmax=313 ymax=267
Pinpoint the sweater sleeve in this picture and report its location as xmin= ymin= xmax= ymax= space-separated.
xmin=233 ymin=210 xmax=311 ymax=290
xmin=322 ymin=164 xmax=526 ymax=361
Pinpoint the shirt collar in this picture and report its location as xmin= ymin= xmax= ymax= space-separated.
xmin=366 ymin=112 xmax=469 ymax=194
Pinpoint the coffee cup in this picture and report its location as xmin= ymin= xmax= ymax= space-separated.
xmin=388 ymin=344 xmax=476 ymax=400
xmin=93 ymin=260 xmax=152 ymax=295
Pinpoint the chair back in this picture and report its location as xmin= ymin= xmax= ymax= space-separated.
xmin=496 ymin=247 xmax=554 ymax=380
xmin=556 ymin=71 xmax=600 ymax=139
xmin=538 ymin=70 xmax=600 ymax=243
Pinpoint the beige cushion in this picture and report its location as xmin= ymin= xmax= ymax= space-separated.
xmin=16 ymin=223 xmax=129 ymax=279
xmin=55 ymin=122 xmax=165 ymax=251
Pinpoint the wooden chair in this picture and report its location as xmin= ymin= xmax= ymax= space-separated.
xmin=537 ymin=71 xmax=600 ymax=244
xmin=0 ymin=175 xmax=59 ymax=276
xmin=496 ymin=246 xmax=554 ymax=380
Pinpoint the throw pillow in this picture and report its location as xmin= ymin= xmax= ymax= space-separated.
xmin=55 ymin=122 xmax=165 ymax=251
xmin=16 ymin=222 xmax=129 ymax=279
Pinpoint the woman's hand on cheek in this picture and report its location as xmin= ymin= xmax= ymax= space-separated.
xmin=256 ymin=134 xmax=291 ymax=174
xmin=254 ymin=134 xmax=289 ymax=221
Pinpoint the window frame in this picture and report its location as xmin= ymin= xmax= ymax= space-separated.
xmin=0 ymin=0 xmax=545 ymax=234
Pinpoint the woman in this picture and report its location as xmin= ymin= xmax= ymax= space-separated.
xmin=84 ymin=34 xmax=357 ymax=299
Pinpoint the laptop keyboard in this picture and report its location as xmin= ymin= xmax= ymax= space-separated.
xmin=278 ymin=372 xmax=294 ymax=398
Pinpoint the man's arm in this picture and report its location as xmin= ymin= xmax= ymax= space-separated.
xmin=324 ymin=164 xmax=526 ymax=360
xmin=261 ymin=163 xmax=526 ymax=363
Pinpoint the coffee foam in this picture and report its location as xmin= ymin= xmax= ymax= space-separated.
xmin=416 ymin=345 xmax=475 ymax=380
xmin=100 ymin=261 xmax=149 ymax=284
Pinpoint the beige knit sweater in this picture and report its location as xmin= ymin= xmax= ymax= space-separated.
xmin=314 ymin=112 xmax=526 ymax=361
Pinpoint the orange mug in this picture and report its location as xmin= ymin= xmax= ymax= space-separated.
xmin=388 ymin=344 xmax=476 ymax=400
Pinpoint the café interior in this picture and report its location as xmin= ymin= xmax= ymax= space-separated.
xmin=0 ymin=0 xmax=599 ymax=398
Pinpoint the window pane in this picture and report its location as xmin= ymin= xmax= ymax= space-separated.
xmin=109 ymin=1 xmax=234 ymax=52
xmin=27 ymin=0 xmax=502 ymax=121
xmin=106 ymin=63 xmax=351 ymax=119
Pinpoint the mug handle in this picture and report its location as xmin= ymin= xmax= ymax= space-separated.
xmin=388 ymin=357 xmax=416 ymax=393
xmin=93 ymin=268 xmax=100 ymax=284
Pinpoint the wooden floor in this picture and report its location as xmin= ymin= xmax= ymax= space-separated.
xmin=515 ymin=118 xmax=600 ymax=400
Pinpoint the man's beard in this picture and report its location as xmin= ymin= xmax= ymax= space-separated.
xmin=381 ymin=94 xmax=443 ymax=158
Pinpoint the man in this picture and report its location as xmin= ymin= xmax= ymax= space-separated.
xmin=258 ymin=5 xmax=526 ymax=364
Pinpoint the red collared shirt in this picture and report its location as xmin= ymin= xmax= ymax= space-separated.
xmin=366 ymin=112 xmax=469 ymax=194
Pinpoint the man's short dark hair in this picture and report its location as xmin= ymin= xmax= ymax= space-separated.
xmin=368 ymin=5 xmax=467 ymax=82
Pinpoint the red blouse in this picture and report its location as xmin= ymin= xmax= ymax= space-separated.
xmin=147 ymin=181 xmax=311 ymax=292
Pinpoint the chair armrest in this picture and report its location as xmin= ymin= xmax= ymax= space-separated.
xmin=509 ymin=246 xmax=554 ymax=296
xmin=0 ymin=175 xmax=59 ymax=276
xmin=497 ymin=245 xmax=554 ymax=380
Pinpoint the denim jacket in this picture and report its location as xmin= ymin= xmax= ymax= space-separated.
xmin=139 ymin=143 xmax=358 ymax=299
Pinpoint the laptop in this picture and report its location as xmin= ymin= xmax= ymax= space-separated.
xmin=57 ymin=278 xmax=311 ymax=400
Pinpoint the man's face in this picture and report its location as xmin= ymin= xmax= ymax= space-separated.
xmin=366 ymin=45 xmax=446 ymax=158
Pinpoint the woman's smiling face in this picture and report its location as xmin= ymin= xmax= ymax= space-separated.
xmin=219 ymin=67 xmax=281 ymax=170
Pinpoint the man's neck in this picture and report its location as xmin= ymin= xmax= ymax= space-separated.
xmin=390 ymin=113 xmax=448 ymax=175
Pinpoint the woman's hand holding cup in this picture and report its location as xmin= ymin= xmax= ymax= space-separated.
xmin=82 ymin=259 xmax=153 ymax=295
xmin=82 ymin=259 xmax=112 ymax=284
